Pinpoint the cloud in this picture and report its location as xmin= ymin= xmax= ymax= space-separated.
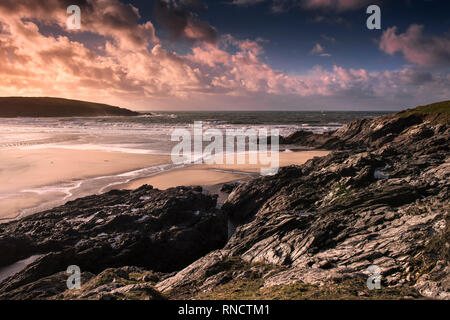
xmin=311 ymin=43 xmax=324 ymax=54
xmin=379 ymin=24 xmax=450 ymax=67
xmin=310 ymin=43 xmax=331 ymax=56
xmin=321 ymin=34 xmax=336 ymax=43
xmin=154 ymin=0 xmax=218 ymax=44
xmin=231 ymin=0 xmax=265 ymax=5
xmin=231 ymin=0 xmax=374 ymax=12
xmin=0 ymin=0 xmax=159 ymax=50
xmin=0 ymin=0 xmax=448 ymax=110
xmin=301 ymin=0 xmax=373 ymax=11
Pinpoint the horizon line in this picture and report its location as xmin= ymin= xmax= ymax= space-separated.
xmin=0 ymin=96 xmax=408 ymax=112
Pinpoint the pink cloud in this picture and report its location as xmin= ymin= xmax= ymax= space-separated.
xmin=310 ymin=43 xmax=331 ymax=56
xmin=188 ymin=45 xmax=231 ymax=67
xmin=379 ymin=24 xmax=450 ymax=67
xmin=311 ymin=43 xmax=324 ymax=54
xmin=0 ymin=0 xmax=159 ymax=50
xmin=0 ymin=1 xmax=448 ymax=110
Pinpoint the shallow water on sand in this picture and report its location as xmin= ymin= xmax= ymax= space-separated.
xmin=0 ymin=255 xmax=44 ymax=283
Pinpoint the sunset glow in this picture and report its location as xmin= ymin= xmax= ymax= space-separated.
xmin=0 ymin=0 xmax=449 ymax=110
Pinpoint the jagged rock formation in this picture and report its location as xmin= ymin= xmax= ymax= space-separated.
xmin=0 ymin=186 xmax=227 ymax=299
xmin=156 ymin=105 xmax=449 ymax=300
xmin=280 ymin=100 xmax=449 ymax=150
xmin=54 ymin=266 xmax=167 ymax=300
xmin=0 ymin=102 xmax=448 ymax=300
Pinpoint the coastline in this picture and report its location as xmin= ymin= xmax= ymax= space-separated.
xmin=0 ymin=148 xmax=171 ymax=221
xmin=119 ymin=150 xmax=330 ymax=190
xmin=0 ymin=149 xmax=329 ymax=221
xmin=121 ymin=168 xmax=251 ymax=191
xmin=0 ymin=103 xmax=448 ymax=300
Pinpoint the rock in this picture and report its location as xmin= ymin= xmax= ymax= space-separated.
xmin=158 ymin=109 xmax=449 ymax=300
xmin=414 ymin=260 xmax=450 ymax=300
xmin=156 ymin=250 xmax=229 ymax=294
xmin=1 ymin=104 xmax=448 ymax=300
xmin=55 ymin=266 xmax=166 ymax=300
xmin=0 ymin=186 xmax=227 ymax=298
xmin=220 ymin=183 xmax=239 ymax=194
xmin=0 ymin=271 xmax=95 ymax=300
xmin=279 ymin=113 xmax=426 ymax=150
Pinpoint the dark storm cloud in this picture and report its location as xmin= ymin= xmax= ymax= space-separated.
xmin=232 ymin=0 xmax=377 ymax=12
xmin=154 ymin=0 xmax=218 ymax=44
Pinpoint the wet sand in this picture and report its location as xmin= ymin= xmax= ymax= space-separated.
xmin=0 ymin=194 xmax=44 ymax=220
xmin=123 ymin=168 xmax=251 ymax=190
xmin=0 ymin=148 xmax=171 ymax=220
xmin=122 ymin=150 xmax=329 ymax=190
xmin=0 ymin=149 xmax=330 ymax=220
xmin=196 ymin=150 xmax=330 ymax=173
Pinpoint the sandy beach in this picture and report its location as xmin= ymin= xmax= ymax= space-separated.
xmin=123 ymin=168 xmax=251 ymax=190
xmin=0 ymin=148 xmax=171 ymax=194
xmin=0 ymin=148 xmax=171 ymax=220
xmin=196 ymin=150 xmax=330 ymax=173
xmin=122 ymin=150 xmax=330 ymax=190
xmin=0 ymin=148 xmax=329 ymax=221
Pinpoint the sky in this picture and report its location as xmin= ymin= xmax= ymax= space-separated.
xmin=0 ymin=0 xmax=449 ymax=111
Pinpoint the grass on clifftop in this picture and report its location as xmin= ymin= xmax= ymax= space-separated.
xmin=175 ymin=257 xmax=422 ymax=300
xmin=398 ymin=100 xmax=450 ymax=123
xmin=195 ymin=277 xmax=421 ymax=300
xmin=58 ymin=267 xmax=165 ymax=300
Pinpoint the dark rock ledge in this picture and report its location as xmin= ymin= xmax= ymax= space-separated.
xmin=0 ymin=186 xmax=227 ymax=299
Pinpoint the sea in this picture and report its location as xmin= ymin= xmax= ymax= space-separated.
xmin=0 ymin=111 xmax=391 ymax=151
xmin=0 ymin=111 xmax=392 ymax=218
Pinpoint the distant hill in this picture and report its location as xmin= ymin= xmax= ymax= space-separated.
xmin=0 ymin=97 xmax=139 ymax=117
xmin=398 ymin=100 xmax=449 ymax=123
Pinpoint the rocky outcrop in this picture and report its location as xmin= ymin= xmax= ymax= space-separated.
xmin=0 ymin=271 xmax=95 ymax=300
xmin=279 ymin=111 xmax=433 ymax=150
xmin=0 ymin=186 xmax=227 ymax=299
xmin=54 ymin=266 xmax=167 ymax=300
xmin=157 ymin=110 xmax=449 ymax=300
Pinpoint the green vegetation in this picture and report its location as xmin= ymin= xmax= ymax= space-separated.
xmin=81 ymin=268 xmax=153 ymax=290
xmin=327 ymin=182 xmax=354 ymax=207
xmin=195 ymin=277 xmax=421 ymax=300
xmin=204 ymin=257 xmax=278 ymax=278
xmin=411 ymin=214 xmax=450 ymax=280
xmin=398 ymin=100 xmax=450 ymax=123
xmin=334 ymin=183 xmax=352 ymax=199
xmin=56 ymin=257 xmax=424 ymax=300
xmin=425 ymin=219 xmax=450 ymax=262
xmin=164 ymin=257 xmax=420 ymax=300
xmin=59 ymin=267 xmax=165 ymax=300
